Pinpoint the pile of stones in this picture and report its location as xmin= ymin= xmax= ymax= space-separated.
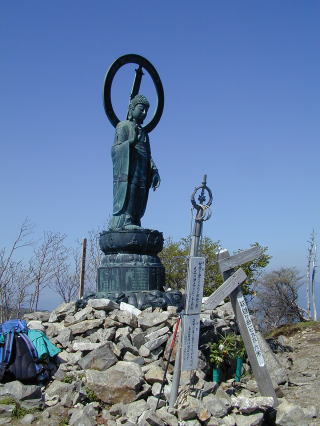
xmin=0 ymin=298 xmax=317 ymax=425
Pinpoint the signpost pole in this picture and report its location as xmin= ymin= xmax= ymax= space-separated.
xmin=169 ymin=176 xmax=212 ymax=407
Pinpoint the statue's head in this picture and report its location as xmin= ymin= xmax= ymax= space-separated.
xmin=128 ymin=94 xmax=150 ymax=124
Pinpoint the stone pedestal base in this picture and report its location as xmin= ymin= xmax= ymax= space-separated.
xmin=97 ymin=253 xmax=165 ymax=293
xmin=98 ymin=229 xmax=165 ymax=294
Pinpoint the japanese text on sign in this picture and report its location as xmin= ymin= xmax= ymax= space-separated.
xmin=237 ymin=296 xmax=265 ymax=367
xmin=185 ymin=257 xmax=205 ymax=314
xmin=181 ymin=314 xmax=200 ymax=371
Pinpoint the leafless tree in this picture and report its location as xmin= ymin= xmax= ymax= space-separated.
xmin=306 ymin=243 xmax=312 ymax=319
xmin=0 ymin=219 xmax=33 ymax=321
xmin=1 ymin=221 xmax=105 ymax=313
xmin=84 ymin=228 xmax=104 ymax=294
xmin=311 ymin=241 xmax=317 ymax=321
xmin=28 ymin=231 xmax=67 ymax=311
xmin=47 ymin=227 xmax=104 ymax=302
xmin=255 ymin=267 xmax=306 ymax=331
xmin=49 ymin=245 xmax=80 ymax=303
xmin=307 ymin=230 xmax=317 ymax=321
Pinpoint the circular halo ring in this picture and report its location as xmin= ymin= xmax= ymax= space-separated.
xmin=191 ymin=185 xmax=213 ymax=210
xmin=103 ymin=54 xmax=164 ymax=133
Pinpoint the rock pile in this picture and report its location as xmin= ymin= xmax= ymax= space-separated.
xmin=0 ymin=299 xmax=317 ymax=425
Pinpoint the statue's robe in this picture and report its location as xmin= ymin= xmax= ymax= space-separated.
xmin=111 ymin=120 xmax=158 ymax=229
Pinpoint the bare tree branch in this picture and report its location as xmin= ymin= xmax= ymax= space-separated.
xmin=0 ymin=219 xmax=33 ymax=321
xmin=49 ymin=245 xmax=80 ymax=303
xmin=28 ymin=231 xmax=67 ymax=311
xmin=254 ymin=267 xmax=306 ymax=332
xmin=84 ymin=228 xmax=104 ymax=294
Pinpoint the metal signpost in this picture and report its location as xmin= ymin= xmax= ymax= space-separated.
xmin=169 ymin=176 xmax=212 ymax=407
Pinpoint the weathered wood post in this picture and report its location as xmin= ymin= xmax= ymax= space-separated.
xmin=79 ymin=238 xmax=87 ymax=299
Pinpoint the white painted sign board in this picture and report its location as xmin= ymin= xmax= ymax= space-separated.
xmin=181 ymin=256 xmax=205 ymax=371
xmin=237 ymin=295 xmax=265 ymax=367
xmin=185 ymin=257 xmax=205 ymax=315
xmin=181 ymin=314 xmax=200 ymax=371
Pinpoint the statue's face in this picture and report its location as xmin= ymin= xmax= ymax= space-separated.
xmin=131 ymin=103 xmax=148 ymax=124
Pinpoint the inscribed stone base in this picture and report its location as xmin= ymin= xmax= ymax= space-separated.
xmin=97 ymin=253 xmax=165 ymax=293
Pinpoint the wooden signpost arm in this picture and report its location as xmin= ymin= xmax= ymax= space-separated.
xmin=204 ymin=268 xmax=247 ymax=311
xmin=219 ymin=246 xmax=263 ymax=275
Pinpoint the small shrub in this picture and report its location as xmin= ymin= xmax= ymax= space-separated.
xmin=84 ymin=387 xmax=99 ymax=403
xmin=62 ymin=375 xmax=74 ymax=384
xmin=0 ymin=397 xmax=16 ymax=405
xmin=12 ymin=405 xmax=41 ymax=419
xmin=208 ymin=333 xmax=246 ymax=366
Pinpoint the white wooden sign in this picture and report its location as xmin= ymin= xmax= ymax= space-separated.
xmin=218 ymin=246 xmax=263 ymax=274
xmin=182 ymin=256 xmax=205 ymax=371
xmin=181 ymin=314 xmax=200 ymax=371
xmin=185 ymin=257 xmax=205 ymax=314
xmin=237 ymin=295 xmax=265 ymax=367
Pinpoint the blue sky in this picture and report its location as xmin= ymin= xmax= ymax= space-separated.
xmin=1 ymin=1 xmax=319 ymax=311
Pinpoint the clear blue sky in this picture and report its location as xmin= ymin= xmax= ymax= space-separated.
xmin=1 ymin=1 xmax=319 ymax=310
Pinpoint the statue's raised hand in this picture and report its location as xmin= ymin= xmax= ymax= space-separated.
xmin=129 ymin=124 xmax=139 ymax=145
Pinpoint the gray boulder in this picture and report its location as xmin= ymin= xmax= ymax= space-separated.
xmin=114 ymin=310 xmax=138 ymax=328
xmin=138 ymin=409 xmax=165 ymax=425
xmin=69 ymin=408 xmax=96 ymax=426
xmin=23 ymin=311 xmax=51 ymax=322
xmin=256 ymin=331 xmax=288 ymax=386
xmin=144 ymin=334 xmax=168 ymax=351
xmin=20 ymin=413 xmax=36 ymax=424
xmin=138 ymin=312 xmax=169 ymax=330
xmin=231 ymin=396 xmax=274 ymax=413
xmin=144 ymin=364 xmax=164 ymax=384
xmin=126 ymin=399 xmax=148 ymax=422
xmin=45 ymin=380 xmax=75 ymax=402
xmin=48 ymin=302 xmax=76 ymax=322
xmin=72 ymin=341 xmax=103 ymax=352
xmin=68 ymin=319 xmax=103 ymax=335
xmin=74 ymin=306 xmax=94 ymax=322
xmin=0 ymin=381 xmax=42 ymax=408
xmin=233 ymin=413 xmax=264 ymax=426
xmin=0 ymin=404 xmax=15 ymax=417
xmin=87 ymin=327 xmax=116 ymax=343
xmin=156 ymin=407 xmax=179 ymax=426
xmin=78 ymin=342 xmax=117 ymax=370
xmin=87 ymin=298 xmax=119 ymax=311
xmin=145 ymin=326 xmax=169 ymax=341
xmin=202 ymin=394 xmax=230 ymax=418
xmin=55 ymin=327 xmax=73 ymax=348
xmin=85 ymin=361 xmax=144 ymax=404
xmin=276 ymin=399 xmax=309 ymax=426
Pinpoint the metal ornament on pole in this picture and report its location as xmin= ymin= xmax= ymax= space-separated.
xmin=190 ymin=175 xmax=213 ymax=257
xmin=169 ymin=175 xmax=213 ymax=407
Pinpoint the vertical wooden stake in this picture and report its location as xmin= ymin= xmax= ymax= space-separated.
xmin=79 ymin=238 xmax=87 ymax=299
